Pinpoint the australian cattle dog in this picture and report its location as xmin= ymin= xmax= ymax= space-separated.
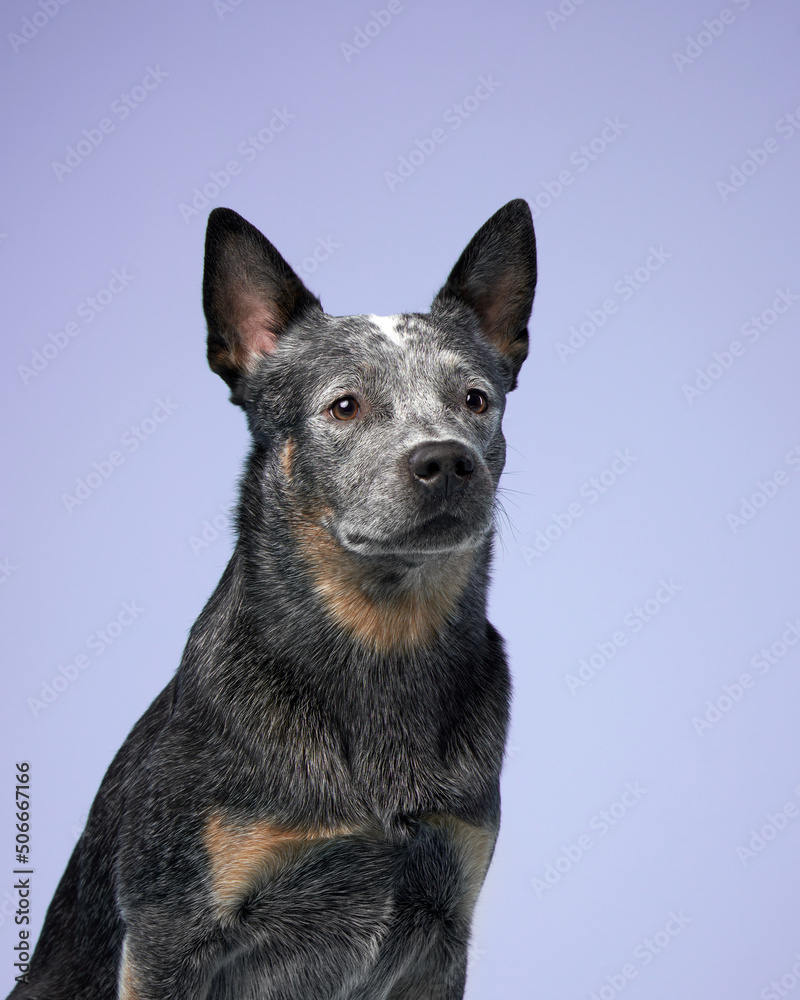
xmin=11 ymin=198 xmax=536 ymax=1000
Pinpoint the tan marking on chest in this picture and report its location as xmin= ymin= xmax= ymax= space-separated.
xmin=204 ymin=813 xmax=365 ymax=914
xmin=424 ymin=814 xmax=497 ymax=919
xmin=296 ymin=522 xmax=475 ymax=653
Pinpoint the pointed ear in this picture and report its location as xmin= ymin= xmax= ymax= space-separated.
xmin=432 ymin=199 xmax=536 ymax=390
xmin=203 ymin=208 xmax=322 ymax=401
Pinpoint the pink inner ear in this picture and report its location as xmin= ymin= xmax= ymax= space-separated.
xmin=236 ymin=293 xmax=280 ymax=360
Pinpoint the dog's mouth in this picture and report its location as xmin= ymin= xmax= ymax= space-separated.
xmin=337 ymin=511 xmax=491 ymax=557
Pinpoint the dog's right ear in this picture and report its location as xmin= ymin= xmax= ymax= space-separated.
xmin=203 ymin=208 xmax=322 ymax=403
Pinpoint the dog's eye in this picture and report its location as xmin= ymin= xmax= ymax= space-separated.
xmin=330 ymin=396 xmax=359 ymax=421
xmin=465 ymin=389 xmax=488 ymax=413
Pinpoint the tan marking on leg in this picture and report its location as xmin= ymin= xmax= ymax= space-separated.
xmin=204 ymin=813 xmax=373 ymax=914
xmin=295 ymin=522 xmax=475 ymax=652
xmin=424 ymin=814 xmax=497 ymax=921
xmin=118 ymin=937 xmax=138 ymax=1000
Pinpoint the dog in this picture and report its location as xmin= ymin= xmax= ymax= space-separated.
xmin=11 ymin=199 xmax=536 ymax=1000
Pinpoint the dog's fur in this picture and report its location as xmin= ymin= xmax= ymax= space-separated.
xmin=10 ymin=199 xmax=536 ymax=1000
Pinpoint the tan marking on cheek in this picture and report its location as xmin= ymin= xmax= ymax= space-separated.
xmin=204 ymin=813 xmax=365 ymax=914
xmin=295 ymin=523 xmax=474 ymax=652
xmin=280 ymin=437 xmax=295 ymax=481
xmin=424 ymin=814 xmax=497 ymax=921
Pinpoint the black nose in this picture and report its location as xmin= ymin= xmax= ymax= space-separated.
xmin=409 ymin=441 xmax=475 ymax=498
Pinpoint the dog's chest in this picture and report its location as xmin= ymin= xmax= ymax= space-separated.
xmin=203 ymin=808 xmax=496 ymax=920
xmin=348 ymin=728 xmax=471 ymax=818
xmin=333 ymin=670 xmax=500 ymax=820
xmin=200 ymin=808 xmax=497 ymax=1000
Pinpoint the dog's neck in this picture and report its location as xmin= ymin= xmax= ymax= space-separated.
xmin=177 ymin=448 xmax=503 ymax=821
xmin=289 ymin=522 xmax=485 ymax=655
xmin=226 ymin=444 xmax=494 ymax=661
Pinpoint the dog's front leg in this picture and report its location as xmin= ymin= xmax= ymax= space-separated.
xmin=116 ymin=928 xmax=220 ymax=1000
xmin=116 ymin=832 xmax=401 ymax=1000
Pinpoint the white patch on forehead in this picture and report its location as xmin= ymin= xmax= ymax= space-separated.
xmin=366 ymin=314 xmax=405 ymax=348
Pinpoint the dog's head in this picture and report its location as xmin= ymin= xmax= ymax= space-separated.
xmin=202 ymin=202 xmax=536 ymax=565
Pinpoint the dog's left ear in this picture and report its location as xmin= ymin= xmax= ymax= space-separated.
xmin=203 ymin=207 xmax=322 ymax=403
xmin=432 ymin=199 xmax=536 ymax=390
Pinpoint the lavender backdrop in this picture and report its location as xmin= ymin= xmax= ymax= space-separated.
xmin=2 ymin=1 xmax=799 ymax=996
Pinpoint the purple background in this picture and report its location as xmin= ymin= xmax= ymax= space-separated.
xmin=2 ymin=0 xmax=800 ymax=996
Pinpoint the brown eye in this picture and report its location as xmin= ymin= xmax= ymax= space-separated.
xmin=465 ymin=389 xmax=488 ymax=413
xmin=330 ymin=396 xmax=359 ymax=421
